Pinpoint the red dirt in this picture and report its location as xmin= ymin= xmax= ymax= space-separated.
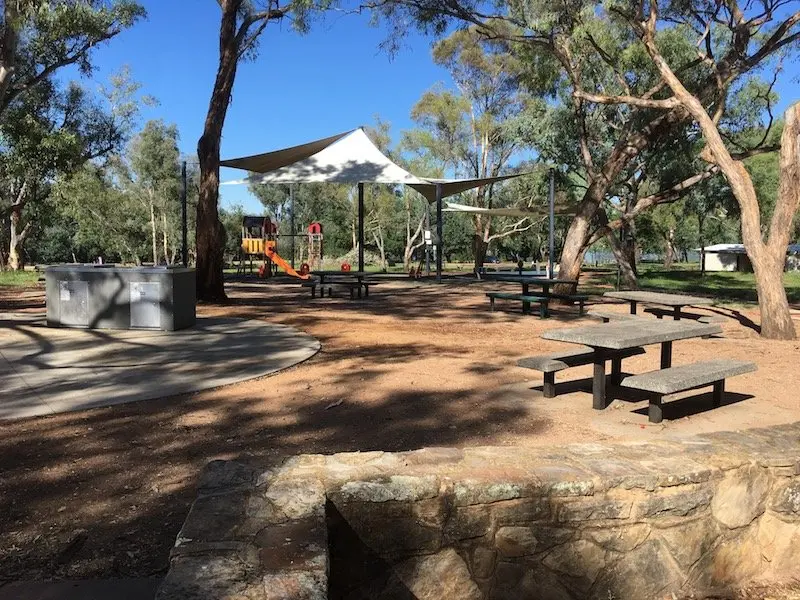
xmin=0 ymin=277 xmax=798 ymax=583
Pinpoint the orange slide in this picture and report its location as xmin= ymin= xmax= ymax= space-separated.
xmin=264 ymin=241 xmax=311 ymax=280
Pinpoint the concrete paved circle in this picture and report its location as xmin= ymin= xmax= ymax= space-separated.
xmin=0 ymin=315 xmax=320 ymax=420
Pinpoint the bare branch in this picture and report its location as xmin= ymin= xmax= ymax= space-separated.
xmin=486 ymin=217 xmax=541 ymax=242
xmin=573 ymin=89 xmax=680 ymax=110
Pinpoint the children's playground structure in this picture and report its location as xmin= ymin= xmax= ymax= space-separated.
xmin=237 ymin=216 xmax=323 ymax=280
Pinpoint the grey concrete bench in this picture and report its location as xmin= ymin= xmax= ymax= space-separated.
xmin=644 ymin=307 xmax=727 ymax=323
xmin=486 ymin=292 xmax=549 ymax=318
xmin=698 ymin=315 xmax=726 ymax=324
xmin=588 ymin=310 xmax=647 ymax=323
xmin=621 ymin=359 xmax=757 ymax=423
xmin=518 ymin=345 xmax=646 ymax=398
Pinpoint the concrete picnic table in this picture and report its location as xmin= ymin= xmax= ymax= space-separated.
xmin=541 ymin=319 xmax=722 ymax=409
xmin=603 ymin=290 xmax=714 ymax=320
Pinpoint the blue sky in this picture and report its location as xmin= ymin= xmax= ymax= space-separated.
xmin=86 ymin=1 xmax=454 ymax=212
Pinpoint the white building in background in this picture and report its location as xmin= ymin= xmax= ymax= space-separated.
xmin=700 ymin=243 xmax=800 ymax=272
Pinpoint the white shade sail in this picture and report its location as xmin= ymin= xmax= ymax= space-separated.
xmin=221 ymin=128 xmax=429 ymax=186
xmin=443 ymin=201 xmax=574 ymax=217
xmin=220 ymin=128 xmax=531 ymax=202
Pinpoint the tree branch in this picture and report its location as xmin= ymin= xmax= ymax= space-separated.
xmin=486 ymin=217 xmax=540 ymax=241
xmin=585 ymin=165 xmax=721 ymax=245
xmin=573 ymin=89 xmax=680 ymax=110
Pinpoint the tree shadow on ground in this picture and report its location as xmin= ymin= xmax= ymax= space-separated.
xmin=0 ymin=327 xmax=548 ymax=583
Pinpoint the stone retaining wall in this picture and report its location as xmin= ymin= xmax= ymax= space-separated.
xmin=156 ymin=423 xmax=800 ymax=599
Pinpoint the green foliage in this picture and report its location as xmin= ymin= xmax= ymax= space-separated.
xmin=220 ymin=203 xmax=246 ymax=261
xmin=41 ymin=119 xmax=194 ymax=266
xmin=0 ymin=0 xmax=145 ymax=268
xmin=2 ymin=1 xmax=146 ymax=110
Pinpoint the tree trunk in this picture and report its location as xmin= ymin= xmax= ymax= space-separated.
xmin=0 ymin=3 xmax=20 ymax=113
xmin=372 ymin=229 xmax=387 ymax=271
xmin=556 ymin=184 xmax=601 ymax=290
xmin=472 ymin=234 xmax=488 ymax=271
xmin=8 ymin=204 xmax=24 ymax=271
xmin=664 ymin=228 xmax=675 ymax=269
xmin=403 ymin=203 xmax=425 ymax=272
xmin=162 ymin=213 xmax=170 ymax=265
xmin=607 ymin=231 xmax=638 ymax=289
xmin=745 ymin=102 xmax=800 ymax=339
xmin=196 ymin=0 xmax=241 ymax=302
xmin=150 ymin=200 xmax=158 ymax=264
xmin=556 ymin=110 xmax=686 ymax=293
xmin=641 ymin=33 xmax=797 ymax=339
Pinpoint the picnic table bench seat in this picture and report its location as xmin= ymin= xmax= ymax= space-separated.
xmin=698 ymin=315 xmax=726 ymax=324
xmin=621 ymin=359 xmax=757 ymax=423
xmin=301 ymin=280 xmax=331 ymax=298
xmin=486 ymin=292 xmax=549 ymax=318
xmin=328 ymin=280 xmax=379 ymax=299
xmin=588 ymin=310 xmax=648 ymax=323
xmin=517 ymin=345 xmax=645 ymax=398
xmin=545 ymin=292 xmax=589 ymax=314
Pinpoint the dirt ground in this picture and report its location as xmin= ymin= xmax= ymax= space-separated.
xmin=1 ymin=275 xmax=799 ymax=584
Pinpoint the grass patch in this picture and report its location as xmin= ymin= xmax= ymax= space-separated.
xmin=0 ymin=270 xmax=40 ymax=287
xmin=588 ymin=263 xmax=800 ymax=304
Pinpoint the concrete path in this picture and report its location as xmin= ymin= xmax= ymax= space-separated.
xmin=0 ymin=579 xmax=160 ymax=600
xmin=0 ymin=314 xmax=320 ymax=420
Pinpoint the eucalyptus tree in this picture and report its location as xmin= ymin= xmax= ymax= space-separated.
xmin=121 ymin=120 xmax=182 ymax=265
xmin=566 ymin=2 xmax=800 ymax=339
xmin=53 ymin=162 xmax=150 ymax=264
xmin=372 ymin=0 xmax=798 ymax=338
xmin=196 ymin=0 xmax=330 ymax=301
xmin=0 ymin=1 xmax=144 ymax=269
xmin=403 ymin=28 xmax=540 ymax=270
xmin=0 ymin=70 xmax=142 ymax=268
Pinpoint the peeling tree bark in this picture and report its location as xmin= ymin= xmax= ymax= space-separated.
xmin=664 ymin=228 xmax=675 ymax=269
xmin=8 ymin=203 xmax=29 ymax=270
xmin=607 ymin=231 xmax=638 ymax=289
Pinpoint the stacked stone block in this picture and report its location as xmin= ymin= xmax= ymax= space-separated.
xmin=157 ymin=424 xmax=800 ymax=599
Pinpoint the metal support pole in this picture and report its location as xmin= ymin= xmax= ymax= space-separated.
xmin=289 ymin=184 xmax=296 ymax=269
xmin=548 ymin=168 xmax=555 ymax=279
xmin=436 ymin=184 xmax=443 ymax=282
xmin=425 ymin=204 xmax=431 ymax=277
xmin=357 ymin=182 xmax=365 ymax=272
xmin=181 ymin=161 xmax=188 ymax=267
